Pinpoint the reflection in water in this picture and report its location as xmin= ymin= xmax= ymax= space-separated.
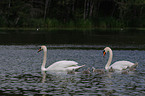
xmin=0 ymin=29 xmax=145 ymax=47
xmin=40 ymin=68 xmax=143 ymax=96
xmin=42 ymin=71 xmax=46 ymax=83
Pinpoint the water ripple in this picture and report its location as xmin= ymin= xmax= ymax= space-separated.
xmin=0 ymin=45 xmax=145 ymax=95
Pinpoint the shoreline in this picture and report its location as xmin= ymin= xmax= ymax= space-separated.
xmin=0 ymin=27 xmax=144 ymax=31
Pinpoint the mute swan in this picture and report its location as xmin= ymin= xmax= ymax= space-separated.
xmin=103 ymin=47 xmax=138 ymax=71
xmin=38 ymin=45 xmax=85 ymax=72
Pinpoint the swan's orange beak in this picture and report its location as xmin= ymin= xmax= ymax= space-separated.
xmin=38 ymin=48 xmax=42 ymax=52
xmin=103 ymin=51 xmax=106 ymax=56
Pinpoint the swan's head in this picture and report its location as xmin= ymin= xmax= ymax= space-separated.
xmin=103 ymin=47 xmax=111 ymax=56
xmin=103 ymin=50 xmax=106 ymax=56
xmin=38 ymin=46 xmax=47 ymax=52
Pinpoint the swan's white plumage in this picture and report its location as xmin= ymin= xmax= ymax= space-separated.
xmin=45 ymin=60 xmax=84 ymax=71
xmin=38 ymin=46 xmax=84 ymax=72
xmin=103 ymin=47 xmax=137 ymax=71
xmin=109 ymin=61 xmax=134 ymax=71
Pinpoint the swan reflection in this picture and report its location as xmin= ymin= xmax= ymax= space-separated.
xmin=42 ymin=71 xmax=46 ymax=83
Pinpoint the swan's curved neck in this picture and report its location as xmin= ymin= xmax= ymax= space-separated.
xmin=41 ymin=47 xmax=47 ymax=71
xmin=105 ymin=48 xmax=113 ymax=70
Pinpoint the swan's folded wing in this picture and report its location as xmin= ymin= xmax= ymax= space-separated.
xmin=110 ymin=61 xmax=134 ymax=70
xmin=57 ymin=60 xmax=78 ymax=67
xmin=47 ymin=60 xmax=79 ymax=70
xmin=65 ymin=65 xmax=85 ymax=71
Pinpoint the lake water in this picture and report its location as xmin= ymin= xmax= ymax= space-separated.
xmin=0 ymin=29 xmax=145 ymax=95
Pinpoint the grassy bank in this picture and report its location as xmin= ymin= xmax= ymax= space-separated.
xmin=0 ymin=17 xmax=126 ymax=30
xmin=0 ymin=27 xmax=127 ymax=31
xmin=0 ymin=17 xmax=145 ymax=31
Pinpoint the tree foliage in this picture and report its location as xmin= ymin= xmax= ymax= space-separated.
xmin=0 ymin=0 xmax=145 ymax=28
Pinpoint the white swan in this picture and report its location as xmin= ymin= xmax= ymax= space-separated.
xmin=38 ymin=45 xmax=85 ymax=72
xmin=103 ymin=47 xmax=138 ymax=71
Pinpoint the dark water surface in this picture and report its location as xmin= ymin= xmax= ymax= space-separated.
xmin=0 ymin=29 xmax=145 ymax=95
xmin=0 ymin=29 xmax=145 ymax=46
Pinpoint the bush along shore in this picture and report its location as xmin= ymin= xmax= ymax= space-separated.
xmin=0 ymin=0 xmax=145 ymax=29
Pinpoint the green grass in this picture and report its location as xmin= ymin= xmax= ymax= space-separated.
xmin=0 ymin=17 xmax=144 ymax=31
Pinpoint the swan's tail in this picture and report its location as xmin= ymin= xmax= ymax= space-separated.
xmin=132 ymin=62 xmax=138 ymax=68
xmin=71 ymin=65 xmax=85 ymax=71
xmin=82 ymin=65 xmax=85 ymax=67
xmin=79 ymin=65 xmax=85 ymax=68
xmin=128 ymin=62 xmax=138 ymax=71
xmin=78 ymin=65 xmax=85 ymax=69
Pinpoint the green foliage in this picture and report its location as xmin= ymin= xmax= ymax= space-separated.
xmin=0 ymin=17 xmax=7 ymax=27
xmin=96 ymin=17 xmax=125 ymax=28
xmin=65 ymin=20 xmax=75 ymax=28
xmin=76 ymin=19 xmax=93 ymax=28
xmin=105 ymin=17 xmax=125 ymax=28
xmin=45 ymin=18 xmax=60 ymax=28
xmin=0 ymin=0 xmax=145 ymax=28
